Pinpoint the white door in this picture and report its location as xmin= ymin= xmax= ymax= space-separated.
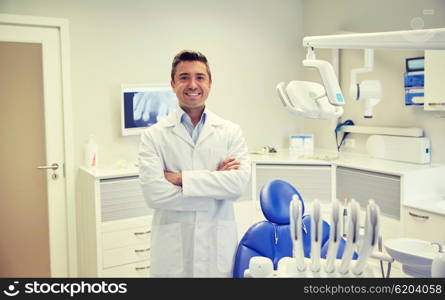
xmin=0 ymin=22 xmax=69 ymax=276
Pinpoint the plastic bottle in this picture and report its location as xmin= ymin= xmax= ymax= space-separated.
xmin=84 ymin=135 xmax=98 ymax=168
xmin=431 ymin=242 xmax=445 ymax=278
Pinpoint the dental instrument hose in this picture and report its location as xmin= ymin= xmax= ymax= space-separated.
xmin=335 ymin=120 xmax=354 ymax=152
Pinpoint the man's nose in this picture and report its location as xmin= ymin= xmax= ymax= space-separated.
xmin=188 ymin=78 xmax=198 ymax=89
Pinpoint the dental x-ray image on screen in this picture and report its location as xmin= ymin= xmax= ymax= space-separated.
xmin=121 ymin=84 xmax=178 ymax=135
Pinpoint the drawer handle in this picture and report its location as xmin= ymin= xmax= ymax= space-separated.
xmin=135 ymin=266 xmax=150 ymax=271
xmin=408 ymin=211 xmax=429 ymax=220
xmin=134 ymin=247 xmax=150 ymax=253
xmin=134 ymin=230 xmax=151 ymax=236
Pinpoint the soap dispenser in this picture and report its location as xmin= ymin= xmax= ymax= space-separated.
xmin=84 ymin=135 xmax=98 ymax=168
xmin=431 ymin=242 xmax=445 ymax=278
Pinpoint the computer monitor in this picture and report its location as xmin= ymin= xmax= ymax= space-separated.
xmin=121 ymin=83 xmax=178 ymax=136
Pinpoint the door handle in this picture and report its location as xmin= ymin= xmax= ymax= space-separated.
xmin=37 ymin=163 xmax=59 ymax=170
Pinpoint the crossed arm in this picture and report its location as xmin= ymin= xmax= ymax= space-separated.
xmin=164 ymin=157 xmax=241 ymax=186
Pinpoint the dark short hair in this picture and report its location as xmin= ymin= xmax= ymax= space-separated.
xmin=171 ymin=50 xmax=212 ymax=81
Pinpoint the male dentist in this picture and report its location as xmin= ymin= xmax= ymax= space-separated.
xmin=138 ymin=50 xmax=251 ymax=277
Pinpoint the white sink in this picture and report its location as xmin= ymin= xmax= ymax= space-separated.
xmin=384 ymin=238 xmax=440 ymax=277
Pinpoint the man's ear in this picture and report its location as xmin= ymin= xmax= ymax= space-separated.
xmin=170 ymin=80 xmax=175 ymax=89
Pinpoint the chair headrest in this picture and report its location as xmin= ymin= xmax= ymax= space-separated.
xmin=259 ymin=180 xmax=305 ymax=225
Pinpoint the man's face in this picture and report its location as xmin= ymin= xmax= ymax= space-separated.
xmin=171 ymin=61 xmax=212 ymax=110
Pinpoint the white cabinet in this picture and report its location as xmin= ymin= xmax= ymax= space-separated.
xmin=403 ymin=206 xmax=445 ymax=244
xmin=77 ymin=167 xmax=153 ymax=277
xmin=424 ymin=50 xmax=445 ymax=111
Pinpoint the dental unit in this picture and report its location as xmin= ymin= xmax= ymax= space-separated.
xmin=245 ymin=198 xmax=391 ymax=277
xmin=277 ymin=28 xmax=445 ymax=119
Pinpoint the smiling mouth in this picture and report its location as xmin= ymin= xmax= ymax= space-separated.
xmin=184 ymin=91 xmax=202 ymax=96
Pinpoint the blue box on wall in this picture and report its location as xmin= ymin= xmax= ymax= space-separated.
xmin=404 ymin=57 xmax=424 ymax=106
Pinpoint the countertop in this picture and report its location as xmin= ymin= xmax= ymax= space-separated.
xmin=81 ymin=149 xmax=445 ymax=178
xmin=250 ymin=149 xmax=444 ymax=176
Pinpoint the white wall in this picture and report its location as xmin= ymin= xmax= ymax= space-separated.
xmin=0 ymin=0 xmax=305 ymax=168
xmin=302 ymin=0 xmax=445 ymax=164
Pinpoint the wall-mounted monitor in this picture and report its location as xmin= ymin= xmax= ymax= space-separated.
xmin=121 ymin=83 xmax=178 ymax=136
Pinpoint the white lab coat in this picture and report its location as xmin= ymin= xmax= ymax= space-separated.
xmin=138 ymin=109 xmax=251 ymax=277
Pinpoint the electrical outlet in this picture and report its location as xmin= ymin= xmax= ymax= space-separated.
xmin=344 ymin=138 xmax=355 ymax=148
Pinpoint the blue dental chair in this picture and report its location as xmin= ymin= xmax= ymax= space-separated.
xmin=232 ymin=179 xmax=355 ymax=278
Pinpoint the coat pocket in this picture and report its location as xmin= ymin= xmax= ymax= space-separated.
xmin=150 ymin=223 xmax=183 ymax=277
xmin=216 ymin=221 xmax=238 ymax=274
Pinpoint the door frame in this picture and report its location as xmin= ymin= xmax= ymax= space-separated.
xmin=0 ymin=13 xmax=76 ymax=277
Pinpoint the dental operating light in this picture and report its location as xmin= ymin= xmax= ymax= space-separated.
xmin=276 ymin=48 xmax=344 ymax=120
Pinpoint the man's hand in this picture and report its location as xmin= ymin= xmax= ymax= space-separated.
xmin=164 ymin=171 xmax=182 ymax=186
xmin=217 ymin=157 xmax=240 ymax=171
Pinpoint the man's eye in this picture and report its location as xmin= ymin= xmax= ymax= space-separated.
xmin=179 ymin=76 xmax=188 ymax=80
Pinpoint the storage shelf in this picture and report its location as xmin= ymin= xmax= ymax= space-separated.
xmin=341 ymin=125 xmax=423 ymax=137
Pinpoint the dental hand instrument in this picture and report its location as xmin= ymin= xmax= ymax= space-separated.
xmin=324 ymin=199 xmax=342 ymax=274
xmin=338 ymin=199 xmax=360 ymax=275
xmin=290 ymin=195 xmax=306 ymax=272
xmin=310 ymin=199 xmax=322 ymax=273
xmin=352 ymin=199 xmax=380 ymax=276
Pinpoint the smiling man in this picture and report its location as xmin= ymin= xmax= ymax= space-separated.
xmin=138 ymin=50 xmax=251 ymax=277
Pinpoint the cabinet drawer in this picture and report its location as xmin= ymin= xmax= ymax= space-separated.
xmin=103 ymin=243 xmax=151 ymax=268
xmin=100 ymin=177 xmax=151 ymax=222
xmin=404 ymin=207 xmax=445 ymax=244
xmin=102 ymin=260 xmax=151 ymax=278
xmin=102 ymin=226 xmax=151 ymax=250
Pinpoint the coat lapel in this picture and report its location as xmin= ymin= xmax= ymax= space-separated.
xmin=195 ymin=110 xmax=223 ymax=147
xmin=196 ymin=121 xmax=214 ymax=147
xmin=163 ymin=110 xmax=195 ymax=148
